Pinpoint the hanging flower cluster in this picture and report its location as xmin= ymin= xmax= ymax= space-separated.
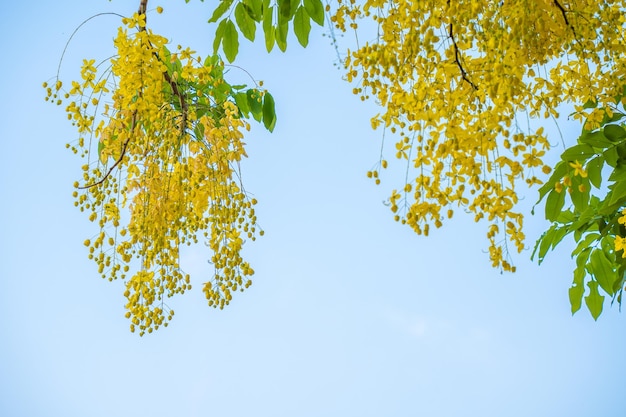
xmin=45 ymin=11 xmax=275 ymax=335
xmin=331 ymin=0 xmax=626 ymax=271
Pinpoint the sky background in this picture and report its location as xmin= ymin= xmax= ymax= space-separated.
xmin=1 ymin=1 xmax=625 ymax=416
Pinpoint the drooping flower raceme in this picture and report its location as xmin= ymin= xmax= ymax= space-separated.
xmin=46 ymin=13 xmax=265 ymax=335
xmin=331 ymin=0 xmax=626 ymax=271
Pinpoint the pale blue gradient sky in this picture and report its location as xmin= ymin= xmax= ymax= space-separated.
xmin=1 ymin=1 xmax=624 ymax=417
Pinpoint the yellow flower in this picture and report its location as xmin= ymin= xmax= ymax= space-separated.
xmin=554 ymin=182 xmax=563 ymax=193
xmin=615 ymin=236 xmax=626 ymax=257
xmin=569 ymin=160 xmax=588 ymax=178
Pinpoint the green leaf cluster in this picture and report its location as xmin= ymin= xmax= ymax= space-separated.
xmin=210 ymin=0 xmax=325 ymax=62
xmin=162 ymin=48 xmax=276 ymax=130
xmin=533 ymin=97 xmax=626 ymax=319
xmin=99 ymin=46 xmax=277 ymax=162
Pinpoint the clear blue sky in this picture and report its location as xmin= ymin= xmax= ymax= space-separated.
xmin=1 ymin=1 xmax=624 ymax=416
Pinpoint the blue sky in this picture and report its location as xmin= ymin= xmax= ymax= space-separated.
xmin=1 ymin=1 xmax=624 ymax=416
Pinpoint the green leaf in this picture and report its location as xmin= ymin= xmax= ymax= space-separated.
xmin=209 ymin=0 xmax=234 ymax=23
xmin=235 ymin=2 xmax=256 ymax=41
xmin=193 ymin=123 xmax=206 ymax=142
xmin=601 ymin=234 xmax=615 ymax=254
xmin=247 ymin=89 xmax=263 ymax=122
xmin=576 ymin=247 xmax=592 ymax=269
xmin=613 ymin=262 xmax=626 ymax=294
xmin=533 ymin=224 xmax=565 ymax=263
xmin=290 ymin=0 xmax=301 ymax=19
xmin=598 ymin=195 xmax=624 ymax=216
xmin=553 ymin=225 xmax=569 ymax=248
xmin=608 ymin=179 xmax=626 ymax=207
xmin=243 ymin=0 xmax=263 ymax=21
xmin=555 ymin=209 xmax=575 ymax=223
xmin=582 ymin=98 xmax=597 ymax=109
xmin=278 ymin=0 xmax=292 ymax=21
xmin=560 ymin=144 xmax=596 ymax=162
xmin=569 ymin=206 xmax=596 ymax=232
xmin=213 ymin=19 xmax=228 ymax=54
xmin=580 ymin=130 xmax=612 ymax=149
xmin=536 ymin=160 xmax=568 ymax=204
xmin=570 ymin=250 xmax=590 ymax=315
xmin=569 ymin=271 xmax=585 ymax=314
xmin=262 ymin=92 xmax=277 ymax=131
xmin=544 ymin=188 xmax=566 ymax=222
xmin=615 ymin=85 xmax=626 ymax=105
xmin=569 ymin=175 xmax=590 ymax=213
xmin=304 ymin=0 xmax=325 ymax=25
xmin=572 ymin=233 xmax=600 ymax=257
xmin=604 ymin=124 xmax=626 ymax=141
xmin=586 ymin=156 xmax=603 ymax=188
xmin=604 ymin=146 xmax=619 ymax=167
xmin=204 ymin=54 xmax=219 ymax=68
xmin=569 ymin=285 xmax=585 ymax=314
xmin=234 ymin=91 xmax=250 ymax=116
xmin=602 ymin=111 xmax=626 ymax=125
xmin=276 ymin=21 xmax=289 ymax=52
xmin=160 ymin=45 xmax=173 ymax=69
xmin=589 ymin=249 xmax=616 ymax=296
xmin=607 ymin=163 xmax=626 ymax=182
xmin=537 ymin=226 xmax=555 ymax=263
xmin=617 ymin=143 xmax=626 ymax=161
xmin=222 ymin=19 xmax=239 ymax=63
xmin=214 ymin=76 xmax=233 ymax=102
xmin=263 ymin=6 xmax=275 ymax=52
xmin=584 ymin=280 xmax=605 ymax=320
xmin=293 ymin=6 xmax=311 ymax=47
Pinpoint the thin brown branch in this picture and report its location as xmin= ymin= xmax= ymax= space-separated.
xmin=138 ymin=0 xmax=148 ymax=30
xmin=79 ymin=138 xmax=130 ymax=190
xmin=160 ymin=64 xmax=188 ymax=136
xmin=553 ymin=0 xmax=578 ymax=39
xmin=138 ymin=0 xmax=188 ymax=136
xmin=448 ymin=23 xmax=478 ymax=91
xmin=79 ymin=111 xmax=136 ymax=189
xmin=138 ymin=0 xmax=148 ymax=17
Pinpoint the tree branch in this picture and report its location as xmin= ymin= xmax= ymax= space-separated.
xmin=79 ymin=111 xmax=136 ymax=190
xmin=138 ymin=0 xmax=188 ymax=135
xmin=138 ymin=0 xmax=148 ymax=18
xmin=160 ymin=60 xmax=188 ymax=136
xmin=553 ymin=0 xmax=578 ymax=39
xmin=448 ymin=23 xmax=478 ymax=91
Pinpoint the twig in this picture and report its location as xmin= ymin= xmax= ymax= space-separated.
xmin=160 ymin=63 xmax=188 ymax=136
xmin=553 ymin=0 xmax=578 ymax=39
xmin=138 ymin=0 xmax=148 ymax=19
xmin=448 ymin=23 xmax=478 ymax=91
xmin=79 ymin=111 xmax=136 ymax=189
xmin=137 ymin=0 xmax=188 ymax=135
xmin=56 ymin=13 xmax=125 ymax=80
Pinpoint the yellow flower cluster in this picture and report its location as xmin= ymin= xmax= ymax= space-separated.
xmin=47 ymin=14 xmax=260 ymax=335
xmin=616 ymin=209 xmax=626 ymax=257
xmin=333 ymin=0 xmax=626 ymax=271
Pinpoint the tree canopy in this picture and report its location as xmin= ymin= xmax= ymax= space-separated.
xmin=45 ymin=0 xmax=626 ymax=334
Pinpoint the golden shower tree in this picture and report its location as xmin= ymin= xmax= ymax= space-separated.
xmin=46 ymin=1 xmax=277 ymax=335
xmin=47 ymin=0 xmax=626 ymax=333
xmin=204 ymin=0 xmax=626 ymax=319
